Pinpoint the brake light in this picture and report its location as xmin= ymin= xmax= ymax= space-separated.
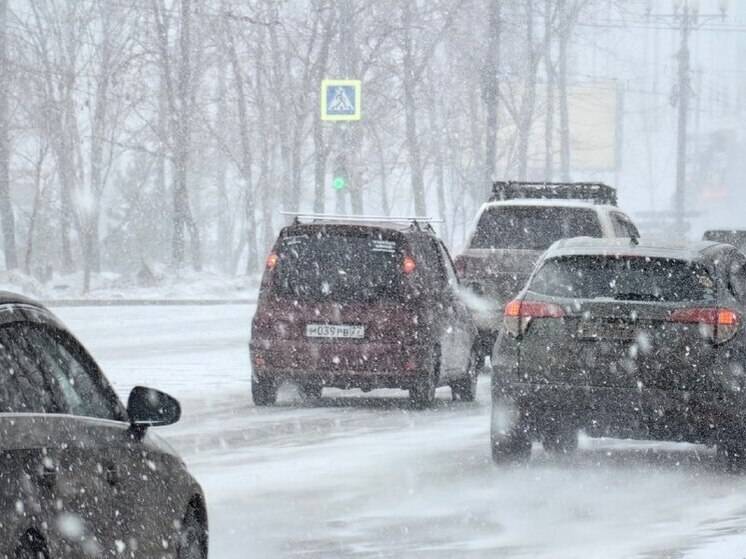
xmin=504 ymin=299 xmax=565 ymax=337
xmin=669 ymin=307 xmax=740 ymax=344
xmin=402 ymin=256 xmax=416 ymax=274
xmin=266 ymin=252 xmax=279 ymax=270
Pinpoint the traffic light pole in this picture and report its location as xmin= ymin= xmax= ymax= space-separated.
xmin=674 ymin=8 xmax=690 ymax=237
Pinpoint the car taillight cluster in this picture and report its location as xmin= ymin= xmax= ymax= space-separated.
xmin=669 ymin=307 xmax=740 ymax=344
xmin=266 ymin=252 xmax=279 ymax=270
xmin=504 ymin=299 xmax=565 ymax=337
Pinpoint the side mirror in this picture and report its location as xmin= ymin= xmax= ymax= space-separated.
xmin=127 ymin=386 xmax=181 ymax=432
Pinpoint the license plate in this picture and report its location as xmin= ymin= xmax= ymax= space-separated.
xmin=305 ymin=324 xmax=365 ymax=339
xmin=578 ymin=320 xmax=636 ymax=340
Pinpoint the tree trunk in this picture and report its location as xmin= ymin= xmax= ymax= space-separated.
xmin=558 ymin=0 xmax=571 ymax=182
xmin=226 ymin=23 xmax=258 ymax=274
xmin=402 ymin=1 xmax=426 ymax=216
xmin=173 ymin=0 xmax=201 ymax=270
xmin=0 ymin=0 xmax=16 ymax=270
xmin=215 ymin=53 xmax=229 ymax=272
xmin=517 ymin=0 xmax=538 ymax=181
xmin=544 ymin=0 xmax=555 ymax=182
xmin=255 ymin=23 xmax=274 ymax=255
xmin=482 ymin=0 xmax=501 ymax=194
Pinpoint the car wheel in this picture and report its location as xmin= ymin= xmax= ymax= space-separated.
xmin=490 ymin=399 xmax=531 ymax=464
xmin=177 ymin=504 xmax=208 ymax=559
xmin=298 ymin=382 xmax=323 ymax=403
xmin=252 ymin=375 xmax=278 ymax=406
xmin=717 ymin=441 xmax=746 ymax=470
xmin=410 ymin=374 xmax=436 ymax=408
xmin=450 ymin=349 xmax=478 ymax=402
xmin=491 ymin=427 xmax=532 ymax=464
xmin=410 ymin=346 xmax=440 ymax=409
xmin=15 ymin=531 xmax=48 ymax=559
xmin=542 ymin=426 xmax=578 ymax=455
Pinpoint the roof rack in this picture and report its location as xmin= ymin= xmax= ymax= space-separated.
xmin=280 ymin=211 xmax=443 ymax=231
xmin=490 ymin=181 xmax=617 ymax=206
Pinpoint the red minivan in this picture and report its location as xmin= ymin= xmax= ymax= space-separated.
xmin=250 ymin=216 xmax=478 ymax=407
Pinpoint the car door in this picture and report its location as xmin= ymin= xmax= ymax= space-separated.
xmin=438 ymin=241 xmax=476 ymax=378
xmin=25 ymin=324 xmax=183 ymax=557
xmin=411 ymin=237 xmax=458 ymax=377
xmin=0 ymin=320 xmax=131 ymax=556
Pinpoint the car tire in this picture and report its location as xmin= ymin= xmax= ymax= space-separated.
xmin=410 ymin=375 xmax=436 ymax=408
xmin=450 ymin=349 xmax=478 ymax=402
xmin=490 ymin=428 xmax=532 ymax=464
xmin=410 ymin=346 xmax=440 ymax=409
xmin=252 ymin=375 xmax=278 ymax=406
xmin=177 ymin=504 xmax=208 ymax=559
xmin=298 ymin=382 xmax=323 ymax=403
xmin=717 ymin=440 xmax=746 ymax=470
xmin=542 ymin=426 xmax=578 ymax=455
xmin=490 ymin=398 xmax=532 ymax=464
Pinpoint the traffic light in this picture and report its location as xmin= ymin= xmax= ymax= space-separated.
xmin=332 ymin=175 xmax=347 ymax=190
xmin=332 ymin=156 xmax=348 ymax=191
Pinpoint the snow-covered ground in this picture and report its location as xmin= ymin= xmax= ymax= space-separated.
xmin=0 ymin=269 xmax=260 ymax=301
xmin=56 ymin=304 xmax=746 ymax=558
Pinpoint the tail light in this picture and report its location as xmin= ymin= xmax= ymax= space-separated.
xmin=402 ymin=256 xmax=417 ymax=274
xmin=265 ymin=252 xmax=279 ymax=270
xmin=454 ymin=256 xmax=467 ymax=277
xmin=504 ymin=299 xmax=565 ymax=337
xmin=669 ymin=307 xmax=740 ymax=344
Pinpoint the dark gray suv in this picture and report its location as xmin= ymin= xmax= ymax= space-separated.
xmin=491 ymin=238 xmax=746 ymax=465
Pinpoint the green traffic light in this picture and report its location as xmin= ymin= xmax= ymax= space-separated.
xmin=332 ymin=176 xmax=346 ymax=190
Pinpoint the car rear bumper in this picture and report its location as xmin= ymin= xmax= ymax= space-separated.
xmin=250 ymin=339 xmax=434 ymax=388
xmin=494 ymin=380 xmax=743 ymax=444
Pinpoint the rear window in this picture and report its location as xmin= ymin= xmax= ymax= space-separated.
xmin=271 ymin=230 xmax=404 ymax=302
xmin=529 ymin=256 xmax=717 ymax=302
xmin=470 ymin=206 xmax=603 ymax=250
xmin=703 ymin=230 xmax=746 ymax=251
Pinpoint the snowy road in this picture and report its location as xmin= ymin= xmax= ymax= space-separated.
xmin=55 ymin=304 xmax=746 ymax=559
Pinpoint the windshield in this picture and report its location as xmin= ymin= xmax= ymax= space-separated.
xmin=470 ymin=206 xmax=603 ymax=250
xmin=272 ymin=231 xmax=405 ymax=302
xmin=530 ymin=255 xmax=717 ymax=302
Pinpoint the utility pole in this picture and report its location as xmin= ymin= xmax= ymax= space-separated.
xmin=648 ymin=0 xmax=727 ymax=238
xmin=674 ymin=4 xmax=690 ymax=237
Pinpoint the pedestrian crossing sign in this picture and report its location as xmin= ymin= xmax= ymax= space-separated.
xmin=321 ymin=79 xmax=361 ymax=121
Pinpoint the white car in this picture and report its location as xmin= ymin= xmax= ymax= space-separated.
xmin=454 ymin=182 xmax=639 ymax=367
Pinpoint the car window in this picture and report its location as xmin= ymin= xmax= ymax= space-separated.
xmin=530 ymin=255 xmax=717 ymax=302
xmin=729 ymin=253 xmax=746 ymax=304
xmin=621 ymin=216 xmax=640 ymax=238
xmin=272 ymin=229 xmax=405 ymax=303
xmin=438 ymin=242 xmax=459 ymax=287
xmin=611 ymin=213 xmax=639 ymax=238
xmin=611 ymin=214 xmax=627 ymax=237
xmin=412 ymin=237 xmax=447 ymax=290
xmin=0 ymin=323 xmax=122 ymax=420
xmin=470 ymin=206 xmax=603 ymax=250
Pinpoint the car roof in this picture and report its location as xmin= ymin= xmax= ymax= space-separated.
xmin=280 ymin=221 xmax=437 ymax=238
xmin=0 ymin=290 xmax=46 ymax=308
xmin=544 ymin=237 xmax=725 ymax=261
xmin=480 ymin=199 xmax=618 ymax=211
